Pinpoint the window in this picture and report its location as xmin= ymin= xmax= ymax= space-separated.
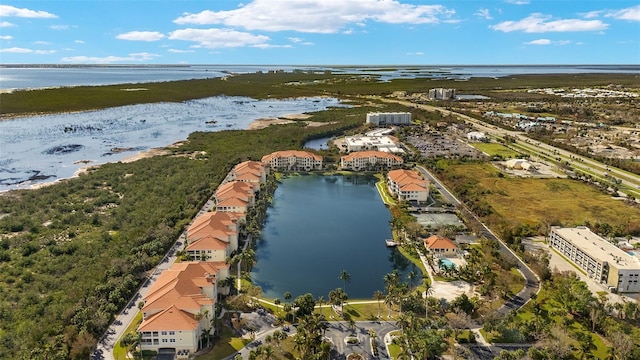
xmin=161 ymin=331 xmax=167 ymax=336
xmin=152 ymin=332 xmax=158 ymax=337
xmin=169 ymin=331 xmax=175 ymax=335
xmin=162 ymin=339 xmax=167 ymax=343
xmin=170 ymin=339 xmax=176 ymax=343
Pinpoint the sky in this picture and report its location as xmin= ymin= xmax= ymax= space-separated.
xmin=0 ymin=0 xmax=639 ymax=65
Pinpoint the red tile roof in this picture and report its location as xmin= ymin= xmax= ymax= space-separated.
xmin=424 ymin=235 xmax=458 ymax=250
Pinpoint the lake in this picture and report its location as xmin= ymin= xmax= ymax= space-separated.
xmin=0 ymin=96 xmax=346 ymax=192
xmin=251 ymin=174 xmax=419 ymax=300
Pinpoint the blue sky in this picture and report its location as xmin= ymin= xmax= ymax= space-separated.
xmin=0 ymin=0 xmax=639 ymax=65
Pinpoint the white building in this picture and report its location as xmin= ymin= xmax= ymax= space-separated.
xmin=344 ymin=135 xmax=404 ymax=153
xmin=466 ymin=131 xmax=487 ymax=141
xmin=429 ymin=88 xmax=456 ymax=100
xmin=366 ymin=112 xmax=411 ymax=126
xmin=386 ymin=169 xmax=430 ymax=203
xmin=548 ymin=227 xmax=640 ymax=293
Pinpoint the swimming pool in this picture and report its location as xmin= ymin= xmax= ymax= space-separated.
xmin=439 ymin=258 xmax=457 ymax=269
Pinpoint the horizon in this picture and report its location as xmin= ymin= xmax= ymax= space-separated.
xmin=1 ymin=1 xmax=639 ymax=65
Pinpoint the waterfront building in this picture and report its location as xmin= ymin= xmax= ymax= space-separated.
xmin=226 ymin=160 xmax=268 ymax=188
xmin=340 ymin=150 xmax=403 ymax=171
xmin=386 ymin=169 xmax=430 ymax=203
xmin=365 ymin=112 xmax=411 ymax=126
xmin=548 ymin=226 xmax=640 ymax=293
xmin=344 ymin=135 xmax=404 ymax=153
xmin=261 ymin=150 xmax=323 ymax=171
xmin=187 ymin=212 xmax=240 ymax=252
xmin=138 ymin=262 xmax=229 ymax=355
xmin=424 ymin=235 xmax=458 ymax=257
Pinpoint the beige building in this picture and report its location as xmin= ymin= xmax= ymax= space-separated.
xmin=548 ymin=226 xmax=640 ymax=293
xmin=424 ymin=235 xmax=458 ymax=257
xmin=340 ymin=150 xmax=403 ymax=171
xmin=343 ymin=135 xmax=404 ymax=153
xmin=138 ymin=262 xmax=229 ymax=355
xmin=365 ymin=112 xmax=411 ymax=126
xmin=261 ymin=150 xmax=323 ymax=171
xmin=386 ymin=169 xmax=430 ymax=203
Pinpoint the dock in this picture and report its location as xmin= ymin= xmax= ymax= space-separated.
xmin=385 ymin=239 xmax=398 ymax=247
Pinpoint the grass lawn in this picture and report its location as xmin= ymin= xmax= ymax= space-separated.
xmin=471 ymin=142 xmax=522 ymax=158
xmin=447 ymin=163 xmax=640 ymax=230
xmin=113 ymin=311 xmax=143 ymax=360
xmin=196 ymin=325 xmax=250 ymax=360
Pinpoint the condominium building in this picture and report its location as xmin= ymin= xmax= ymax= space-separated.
xmin=548 ymin=226 xmax=640 ymax=293
xmin=365 ymin=112 xmax=411 ymax=126
xmin=386 ymin=169 xmax=430 ymax=203
xmin=261 ymin=150 xmax=323 ymax=171
xmin=428 ymin=88 xmax=456 ymax=100
xmin=340 ymin=150 xmax=404 ymax=171
xmin=138 ymin=262 xmax=229 ymax=355
xmin=343 ymin=135 xmax=404 ymax=153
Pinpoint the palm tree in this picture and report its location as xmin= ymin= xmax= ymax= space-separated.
xmin=339 ymin=270 xmax=351 ymax=293
xmin=317 ymin=296 xmax=324 ymax=317
xmin=406 ymin=270 xmax=417 ymax=290
xmin=373 ymin=290 xmax=384 ymax=319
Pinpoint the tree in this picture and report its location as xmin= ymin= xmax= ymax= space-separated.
xmin=373 ymin=290 xmax=384 ymax=318
xmin=339 ymin=269 xmax=351 ymax=293
xmin=328 ymin=288 xmax=348 ymax=314
xmin=293 ymin=293 xmax=316 ymax=318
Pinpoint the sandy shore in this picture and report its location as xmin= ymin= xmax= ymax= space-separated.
xmin=247 ymin=113 xmax=336 ymax=130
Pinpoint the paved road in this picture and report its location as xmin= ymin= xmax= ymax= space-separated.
xmin=91 ymin=198 xmax=217 ymax=360
xmin=415 ymin=165 xmax=540 ymax=315
xmin=382 ymin=97 xmax=640 ymax=198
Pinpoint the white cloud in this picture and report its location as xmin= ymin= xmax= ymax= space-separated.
xmin=505 ymin=0 xmax=530 ymax=5
xmin=524 ymin=38 xmax=571 ymax=45
xmin=475 ymin=9 xmax=492 ymax=20
xmin=0 ymin=47 xmax=54 ymax=55
xmin=169 ymin=28 xmax=270 ymax=48
xmin=525 ymin=38 xmax=550 ymax=45
xmin=168 ymin=49 xmax=195 ymax=53
xmin=491 ymin=13 xmax=608 ymax=32
xmin=606 ymin=5 xmax=640 ymax=21
xmin=0 ymin=46 xmax=32 ymax=53
xmin=0 ymin=5 xmax=57 ymax=18
xmin=173 ymin=0 xmax=455 ymax=33
xmin=116 ymin=31 xmax=165 ymax=41
xmin=0 ymin=21 xmax=15 ymax=27
xmin=75 ymin=40 xmax=84 ymax=44
xmin=289 ymin=37 xmax=303 ymax=43
xmin=62 ymin=52 xmax=161 ymax=64
xmin=407 ymin=51 xmax=424 ymax=55
xmin=252 ymin=43 xmax=292 ymax=49
xmin=50 ymin=25 xmax=70 ymax=30
xmin=0 ymin=35 xmax=12 ymax=40
xmin=581 ymin=10 xmax=602 ymax=19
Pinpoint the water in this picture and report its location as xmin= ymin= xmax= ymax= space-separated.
xmin=303 ymin=136 xmax=332 ymax=150
xmin=439 ymin=258 xmax=456 ymax=269
xmin=251 ymin=174 xmax=419 ymax=300
xmin=0 ymin=96 xmax=347 ymax=191
xmin=2 ymin=64 xmax=639 ymax=91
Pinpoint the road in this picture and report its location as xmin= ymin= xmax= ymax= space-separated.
xmin=91 ymin=198 xmax=217 ymax=360
xmin=415 ymin=165 xmax=540 ymax=315
xmin=382 ymin=97 xmax=640 ymax=198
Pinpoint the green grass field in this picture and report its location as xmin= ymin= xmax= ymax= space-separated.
xmin=471 ymin=142 xmax=522 ymax=158
xmin=447 ymin=163 xmax=640 ymax=231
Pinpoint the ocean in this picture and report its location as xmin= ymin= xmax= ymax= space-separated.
xmin=2 ymin=64 xmax=639 ymax=91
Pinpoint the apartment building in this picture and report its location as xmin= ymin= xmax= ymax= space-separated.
xmin=386 ymin=169 xmax=430 ymax=203
xmin=261 ymin=150 xmax=323 ymax=171
xmin=548 ymin=226 xmax=640 ymax=293
xmin=340 ymin=150 xmax=403 ymax=171
xmin=365 ymin=112 xmax=411 ymax=126
xmin=138 ymin=262 xmax=229 ymax=355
